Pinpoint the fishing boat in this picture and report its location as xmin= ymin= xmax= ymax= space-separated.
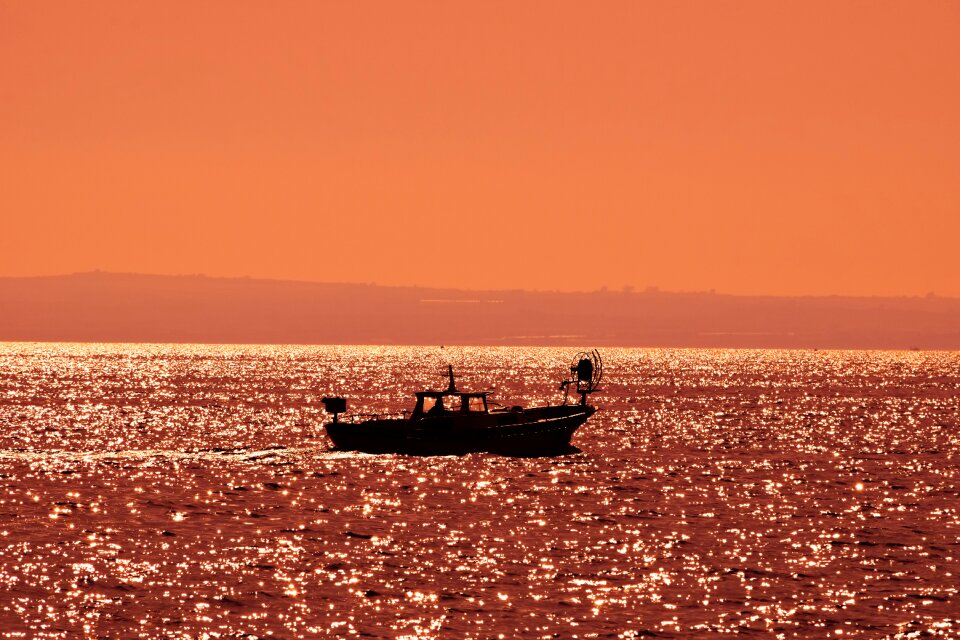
xmin=321 ymin=351 xmax=602 ymax=456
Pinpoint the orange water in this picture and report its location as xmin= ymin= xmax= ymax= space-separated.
xmin=0 ymin=344 xmax=957 ymax=638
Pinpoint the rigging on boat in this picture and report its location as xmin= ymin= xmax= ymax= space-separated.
xmin=560 ymin=349 xmax=603 ymax=406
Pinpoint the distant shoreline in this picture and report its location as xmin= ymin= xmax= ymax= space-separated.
xmin=1 ymin=272 xmax=959 ymax=349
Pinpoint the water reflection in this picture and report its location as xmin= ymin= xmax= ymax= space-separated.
xmin=0 ymin=344 xmax=957 ymax=637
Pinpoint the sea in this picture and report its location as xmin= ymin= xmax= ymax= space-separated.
xmin=0 ymin=343 xmax=957 ymax=639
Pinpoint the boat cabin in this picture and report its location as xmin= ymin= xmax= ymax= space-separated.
xmin=411 ymin=390 xmax=489 ymax=420
xmin=410 ymin=365 xmax=489 ymax=420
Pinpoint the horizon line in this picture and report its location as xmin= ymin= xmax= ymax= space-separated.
xmin=0 ymin=338 xmax=954 ymax=353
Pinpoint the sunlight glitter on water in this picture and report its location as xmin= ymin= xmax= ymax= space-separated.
xmin=0 ymin=344 xmax=957 ymax=637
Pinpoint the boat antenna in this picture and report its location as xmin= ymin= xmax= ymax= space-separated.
xmin=446 ymin=365 xmax=457 ymax=392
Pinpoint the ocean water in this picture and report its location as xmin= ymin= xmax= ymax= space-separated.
xmin=0 ymin=343 xmax=957 ymax=639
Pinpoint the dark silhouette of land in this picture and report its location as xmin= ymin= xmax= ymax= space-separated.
xmin=1 ymin=272 xmax=958 ymax=348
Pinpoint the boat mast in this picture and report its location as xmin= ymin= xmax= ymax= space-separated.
xmin=446 ymin=365 xmax=457 ymax=393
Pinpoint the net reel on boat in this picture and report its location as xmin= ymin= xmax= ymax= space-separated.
xmin=560 ymin=349 xmax=603 ymax=406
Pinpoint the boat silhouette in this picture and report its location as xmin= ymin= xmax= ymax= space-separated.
xmin=322 ymin=351 xmax=602 ymax=456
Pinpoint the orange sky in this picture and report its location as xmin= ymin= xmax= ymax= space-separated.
xmin=1 ymin=2 xmax=958 ymax=296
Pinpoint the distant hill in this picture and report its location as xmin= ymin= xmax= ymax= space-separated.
xmin=1 ymin=272 xmax=958 ymax=348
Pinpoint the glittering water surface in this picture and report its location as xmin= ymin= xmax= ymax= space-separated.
xmin=0 ymin=344 xmax=958 ymax=639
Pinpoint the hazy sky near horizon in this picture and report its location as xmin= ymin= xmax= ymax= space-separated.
xmin=1 ymin=2 xmax=958 ymax=296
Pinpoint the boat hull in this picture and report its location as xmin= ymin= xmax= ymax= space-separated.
xmin=325 ymin=404 xmax=595 ymax=456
